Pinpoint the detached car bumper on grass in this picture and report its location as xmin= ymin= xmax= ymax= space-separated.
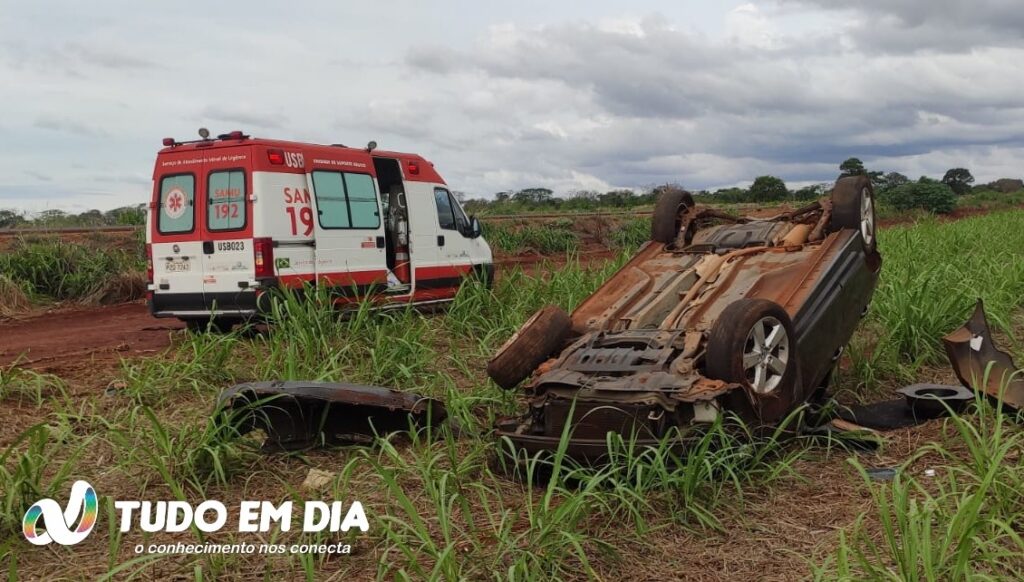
xmin=490 ymin=176 xmax=883 ymax=461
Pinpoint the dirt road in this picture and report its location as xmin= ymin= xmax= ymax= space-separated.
xmin=0 ymin=303 xmax=181 ymax=373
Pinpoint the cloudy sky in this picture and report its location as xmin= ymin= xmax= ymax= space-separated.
xmin=1 ymin=0 xmax=1022 ymax=212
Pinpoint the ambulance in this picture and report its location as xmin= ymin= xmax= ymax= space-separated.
xmin=146 ymin=130 xmax=493 ymax=329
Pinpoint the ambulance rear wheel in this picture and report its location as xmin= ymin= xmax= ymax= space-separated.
xmin=487 ymin=305 xmax=572 ymax=390
xmin=184 ymin=317 xmax=233 ymax=333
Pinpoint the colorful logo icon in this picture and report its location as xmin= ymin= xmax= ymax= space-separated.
xmin=23 ymin=480 xmax=98 ymax=546
xmin=164 ymin=187 xmax=187 ymax=220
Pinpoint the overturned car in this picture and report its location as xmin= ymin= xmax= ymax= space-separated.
xmin=490 ymin=176 xmax=882 ymax=459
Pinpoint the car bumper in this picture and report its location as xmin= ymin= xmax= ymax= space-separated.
xmin=149 ymin=288 xmax=275 ymax=319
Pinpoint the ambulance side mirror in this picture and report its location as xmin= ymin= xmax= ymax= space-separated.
xmin=469 ymin=216 xmax=482 ymax=239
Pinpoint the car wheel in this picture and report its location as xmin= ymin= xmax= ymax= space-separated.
xmin=830 ymin=175 xmax=877 ymax=253
xmin=705 ymin=298 xmax=798 ymax=422
xmin=487 ymin=305 xmax=572 ymax=390
xmin=651 ymin=187 xmax=695 ymax=244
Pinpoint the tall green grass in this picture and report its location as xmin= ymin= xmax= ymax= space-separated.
xmin=848 ymin=210 xmax=1024 ymax=388
xmin=0 ymin=238 xmax=143 ymax=302
xmin=813 ymin=393 xmax=1024 ymax=580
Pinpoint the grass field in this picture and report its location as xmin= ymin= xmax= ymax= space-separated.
xmin=2 ymin=210 xmax=1024 ymax=580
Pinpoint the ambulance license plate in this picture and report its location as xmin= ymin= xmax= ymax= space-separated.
xmin=166 ymin=260 xmax=191 ymax=273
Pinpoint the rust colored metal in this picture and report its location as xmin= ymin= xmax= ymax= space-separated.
xmin=219 ymin=381 xmax=447 ymax=450
xmin=495 ymin=181 xmax=882 ymax=461
xmin=943 ymin=300 xmax=1024 ymax=410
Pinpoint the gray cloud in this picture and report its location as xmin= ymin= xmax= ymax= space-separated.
xmin=32 ymin=115 xmax=109 ymax=137
xmin=782 ymin=0 xmax=1024 ymax=53
xmin=403 ymin=9 xmax=1024 ymax=192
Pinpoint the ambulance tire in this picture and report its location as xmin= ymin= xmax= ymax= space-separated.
xmin=651 ymin=188 xmax=695 ymax=244
xmin=184 ymin=317 xmax=233 ymax=334
xmin=486 ymin=305 xmax=572 ymax=390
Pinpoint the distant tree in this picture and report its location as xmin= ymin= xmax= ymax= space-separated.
xmin=748 ymin=175 xmax=788 ymax=202
xmin=35 ymin=209 xmax=68 ymax=225
xmin=0 ymin=209 xmax=25 ymax=228
xmin=569 ymin=189 xmax=599 ymax=201
xmin=840 ymin=157 xmax=866 ymax=176
xmin=942 ymin=168 xmax=975 ymax=196
xmin=494 ymin=191 xmax=511 ymax=203
xmin=878 ymin=172 xmax=910 ymax=193
xmin=880 ymin=182 xmax=956 ymax=214
xmin=512 ymin=187 xmax=554 ymax=205
xmin=792 ymin=183 xmax=827 ymax=200
xmin=452 ymin=191 xmax=467 ymax=203
xmin=597 ymin=189 xmax=636 ymax=207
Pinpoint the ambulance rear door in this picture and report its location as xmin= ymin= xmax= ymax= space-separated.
xmin=197 ymin=147 xmax=256 ymax=313
xmin=150 ymin=154 xmax=206 ymax=315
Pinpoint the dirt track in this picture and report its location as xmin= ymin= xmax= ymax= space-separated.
xmin=0 ymin=303 xmax=182 ymax=374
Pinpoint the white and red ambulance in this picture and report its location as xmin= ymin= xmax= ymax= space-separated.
xmin=146 ymin=131 xmax=493 ymax=329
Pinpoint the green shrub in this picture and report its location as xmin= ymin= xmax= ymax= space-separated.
xmin=881 ymin=182 xmax=957 ymax=214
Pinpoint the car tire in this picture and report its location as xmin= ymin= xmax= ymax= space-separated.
xmin=830 ymin=175 xmax=877 ymax=253
xmin=487 ymin=305 xmax=572 ymax=390
xmin=651 ymin=187 xmax=695 ymax=244
xmin=705 ymin=298 xmax=798 ymax=423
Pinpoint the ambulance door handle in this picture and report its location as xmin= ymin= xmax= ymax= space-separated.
xmin=203 ymin=241 xmax=214 ymax=254
xmin=437 ymin=235 xmax=445 ymax=247
xmin=376 ymin=236 xmax=385 ymax=249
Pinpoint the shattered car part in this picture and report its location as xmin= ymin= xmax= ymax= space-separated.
xmin=492 ymin=176 xmax=882 ymax=461
xmin=896 ymin=384 xmax=974 ymax=419
xmin=831 ymin=384 xmax=974 ymax=431
xmin=944 ymin=300 xmax=1024 ymax=410
xmin=219 ymin=381 xmax=447 ymax=450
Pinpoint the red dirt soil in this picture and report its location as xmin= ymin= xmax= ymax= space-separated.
xmin=0 ymin=302 xmax=181 ymax=372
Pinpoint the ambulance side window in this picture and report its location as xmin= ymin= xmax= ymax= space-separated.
xmin=344 ymin=173 xmax=381 ymax=229
xmin=312 ymin=171 xmax=351 ymax=228
xmin=434 ymin=188 xmax=468 ymax=233
xmin=207 ymin=170 xmax=247 ymax=231
xmin=158 ymin=174 xmax=195 ymax=234
xmin=434 ymin=188 xmax=456 ymax=230
xmin=312 ymin=171 xmax=382 ymax=230
xmin=451 ymin=195 xmax=470 ymax=232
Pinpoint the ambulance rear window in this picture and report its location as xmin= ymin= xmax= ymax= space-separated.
xmin=207 ymin=170 xmax=247 ymax=231
xmin=312 ymin=171 xmax=381 ymax=230
xmin=158 ymin=174 xmax=195 ymax=234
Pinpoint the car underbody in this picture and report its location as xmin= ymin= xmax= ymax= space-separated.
xmin=492 ymin=179 xmax=882 ymax=460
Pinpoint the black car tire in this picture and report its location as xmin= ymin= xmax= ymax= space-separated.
xmin=651 ymin=188 xmax=695 ymax=244
xmin=706 ymin=298 xmax=799 ymax=423
xmin=830 ymin=175 xmax=877 ymax=253
xmin=487 ymin=305 xmax=572 ymax=390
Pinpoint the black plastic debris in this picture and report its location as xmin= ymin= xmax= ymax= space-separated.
xmin=218 ymin=381 xmax=447 ymax=451
xmin=832 ymin=384 xmax=973 ymax=430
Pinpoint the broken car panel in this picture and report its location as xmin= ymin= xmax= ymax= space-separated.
xmin=490 ymin=176 xmax=882 ymax=460
xmin=219 ymin=381 xmax=447 ymax=450
xmin=944 ymin=300 xmax=1024 ymax=410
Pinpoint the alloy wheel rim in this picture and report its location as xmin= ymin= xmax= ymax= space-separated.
xmin=742 ymin=316 xmax=790 ymax=394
